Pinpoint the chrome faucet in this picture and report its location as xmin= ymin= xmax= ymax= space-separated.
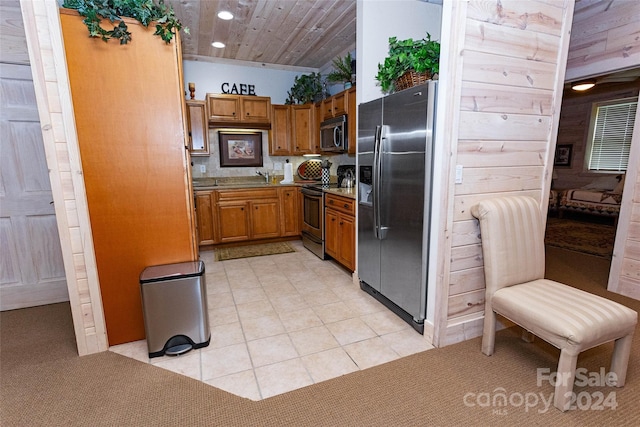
xmin=256 ymin=170 xmax=270 ymax=183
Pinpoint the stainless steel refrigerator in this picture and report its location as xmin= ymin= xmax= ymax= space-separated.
xmin=357 ymin=81 xmax=437 ymax=334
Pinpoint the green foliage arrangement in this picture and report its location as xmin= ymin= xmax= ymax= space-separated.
xmin=63 ymin=0 xmax=187 ymax=45
xmin=286 ymin=72 xmax=324 ymax=105
xmin=375 ymin=33 xmax=440 ymax=93
xmin=327 ymin=52 xmax=354 ymax=84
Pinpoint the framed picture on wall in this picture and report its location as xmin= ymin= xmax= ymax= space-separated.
xmin=218 ymin=131 xmax=263 ymax=167
xmin=554 ymin=144 xmax=573 ymax=167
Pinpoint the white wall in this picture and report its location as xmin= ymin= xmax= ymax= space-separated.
xmin=183 ymin=59 xmax=309 ymax=104
xmin=357 ymin=0 xmax=443 ymax=104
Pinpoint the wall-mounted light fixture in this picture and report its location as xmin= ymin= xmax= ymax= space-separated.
xmin=211 ymin=41 xmax=225 ymax=48
xmin=571 ymin=79 xmax=596 ymax=91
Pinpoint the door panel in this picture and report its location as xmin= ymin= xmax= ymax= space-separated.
xmin=0 ymin=63 xmax=68 ymax=310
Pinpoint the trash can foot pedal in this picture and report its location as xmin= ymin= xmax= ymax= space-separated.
xmin=165 ymin=343 xmax=193 ymax=356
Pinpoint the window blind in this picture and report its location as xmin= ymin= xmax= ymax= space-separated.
xmin=588 ymin=98 xmax=637 ymax=172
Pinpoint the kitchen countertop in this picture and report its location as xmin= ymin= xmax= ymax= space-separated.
xmin=193 ymin=177 xmax=357 ymax=199
xmin=324 ymin=187 xmax=356 ymax=199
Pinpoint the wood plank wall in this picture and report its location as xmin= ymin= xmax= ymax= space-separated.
xmin=19 ymin=0 xmax=107 ymax=355
xmin=433 ymin=0 xmax=574 ymax=347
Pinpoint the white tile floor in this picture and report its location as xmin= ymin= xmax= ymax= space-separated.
xmin=109 ymin=240 xmax=434 ymax=400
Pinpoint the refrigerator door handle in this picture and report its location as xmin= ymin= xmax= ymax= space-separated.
xmin=374 ymin=125 xmax=389 ymax=240
xmin=373 ymin=125 xmax=382 ymax=239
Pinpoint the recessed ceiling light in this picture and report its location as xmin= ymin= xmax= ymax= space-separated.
xmin=217 ymin=11 xmax=233 ymax=20
xmin=211 ymin=41 xmax=225 ymax=48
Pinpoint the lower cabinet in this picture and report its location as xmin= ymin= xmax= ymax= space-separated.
xmin=195 ymin=191 xmax=216 ymax=246
xmin=325 ymin=193 xmax=355 ymax=271
xmin=195 ymin=186 xmax=299 ymax=246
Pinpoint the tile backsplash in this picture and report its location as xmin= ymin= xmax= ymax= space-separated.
xmin=190 ymin=129 xmax=355 ymax=180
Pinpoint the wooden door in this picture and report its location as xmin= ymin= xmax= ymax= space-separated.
xmin=61 ymin=11 xmax=196 ymax=345
xmin=0 ymin=63 xmax=68 ymax=310
xmin=279 ymin=188 xmax=299 ymax=236
xmin=207 ymin=95 xmax=240 ymax=122
xmin=186 ymin=100 xmax=209 ymax=155
xmin=241 ymin=96 xmax=271 ymax=123
xmin=218 ymin=202 xmax=250 ymax=242
xmin=270 ymin=105 xmax=291 ymax=155
xmin=338 ymin=214 xmax=356 ymax=271
xmin=195 ymin=191 xmax=215 ymax=245
xmin=250 ymin=199 xmax=280 ymax=239
xmin=325 ymin=209 xmax=339 ymax=259
xmin=291 ymin=105 xmax=315 ymax=155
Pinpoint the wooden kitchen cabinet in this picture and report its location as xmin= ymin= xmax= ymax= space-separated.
xmin=269 ymin=104 xmax=317 ymax=156
xmin=279 ymin=187 xmax=300 ymax=236
xmin=218 ymin=202 xmax=251 ymax=242
xmin=291 ymin=105 xmax=316 ymax=155
xmin=195 ymin=191 xmax=216 ymax=245
xmin=216 ymin=188 xmax=281 ymax=243
xmin=186 ymin=100 xmax=209 ymax=156
xmin=270 ymin=105 xmax=292 ymax=155
xmin=325 ymin=193 xmax=356 ymax=271
xmin=207 ymin=94 xmax=271 ymax=126
xmin=321 ymin=89 xmax=349 ymax=120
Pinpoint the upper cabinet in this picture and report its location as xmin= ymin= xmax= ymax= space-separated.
xmin=185 ymin=100 xmax=209 ymax=156
xmin=269 ymin=103 xmax=317 ymax=156
xmin=206 ymin=94 xmax=271 ymax=127
xmin=321 ymin=89 xmax=349 ymax=120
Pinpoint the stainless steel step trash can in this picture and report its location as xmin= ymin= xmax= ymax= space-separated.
xmin=140 ymin=260 xmax=210 ymax=358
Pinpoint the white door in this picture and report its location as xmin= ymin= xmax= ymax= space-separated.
xmin=0 ymin=62 xmax=68 ymax=310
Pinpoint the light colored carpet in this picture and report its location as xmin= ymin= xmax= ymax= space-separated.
xmin=1 ymin=247 xmax=638 ymax=426
xmin=214 ymin=242 xmax=295 ymax=261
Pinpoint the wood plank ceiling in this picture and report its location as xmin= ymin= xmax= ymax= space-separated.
xmin=166 ymin=0 xmax=357 ymax=69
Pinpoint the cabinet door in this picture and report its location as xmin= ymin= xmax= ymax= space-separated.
xmin=338 ymin=214 xmax=356 ymax=271
xmin=241 ymin=97 xmax=271 ymax=123
xmin=270 ymin=105 xmax=291 ymax=155
xmin=218 ymin=202 xmax=250 ymax=242
xmin=280 ymin=188 xmax=299 ymax=236
xmin=325 ymin=209 xmax=339 ymax=259
xmin=186 ymin=100 xmax=209 ymax=155
xmin=251 ymin=199 xmax=280 ymax=239
xmin=195 ymin=191 xmax=215 ymax=245
xmin=208 ymin=95 xmax=240 ymax=122
xmin=291 ymin=105 xmax=316 ymax=155
xmin=332 ymin=90 xmax=348 ymax=116
xmin=321 ymin=98 xmax=334 ymax=120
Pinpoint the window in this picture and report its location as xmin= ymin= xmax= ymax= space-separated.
xmin=586 ymin=97 xmax=637 ymax=172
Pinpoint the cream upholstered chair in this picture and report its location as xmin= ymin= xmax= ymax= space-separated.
xmin=471 ymin=196 xmax=637 ymax=412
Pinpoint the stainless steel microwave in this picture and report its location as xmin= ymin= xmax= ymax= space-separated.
xmin=320 ymin=115 xmax=347 ymax=152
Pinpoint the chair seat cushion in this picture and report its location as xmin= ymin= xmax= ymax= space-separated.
xmin=492 ymin=279 xmax=637 ymax=353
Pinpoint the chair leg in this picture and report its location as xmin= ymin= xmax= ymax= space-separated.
xmin=554 ymin=350 xmax=578 ymax=412
xmin=482 ymin=308 xmax=496 ymax=356
xmin=521 ymin=329 xmax=535 ymax=343
xmin=610 ymin=333 xmax=634 ymax=387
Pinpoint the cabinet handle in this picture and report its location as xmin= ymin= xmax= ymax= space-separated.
xmin=246 ymin=112 xmax=250 ymax=116
xmin=329 ymin=200 xmax=334 ymax=205
xmin=232 ymin=112 xmax=236 ymax=116
xmin=339 ymin=221 xmax=343 ymax=225
xmin=331 ymin=218 xmax=336 ymax=222
xmin=240 ymin=207 xmax=244 ymax=210
xmin=343 ymin=204 xmax=349 ymax=209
